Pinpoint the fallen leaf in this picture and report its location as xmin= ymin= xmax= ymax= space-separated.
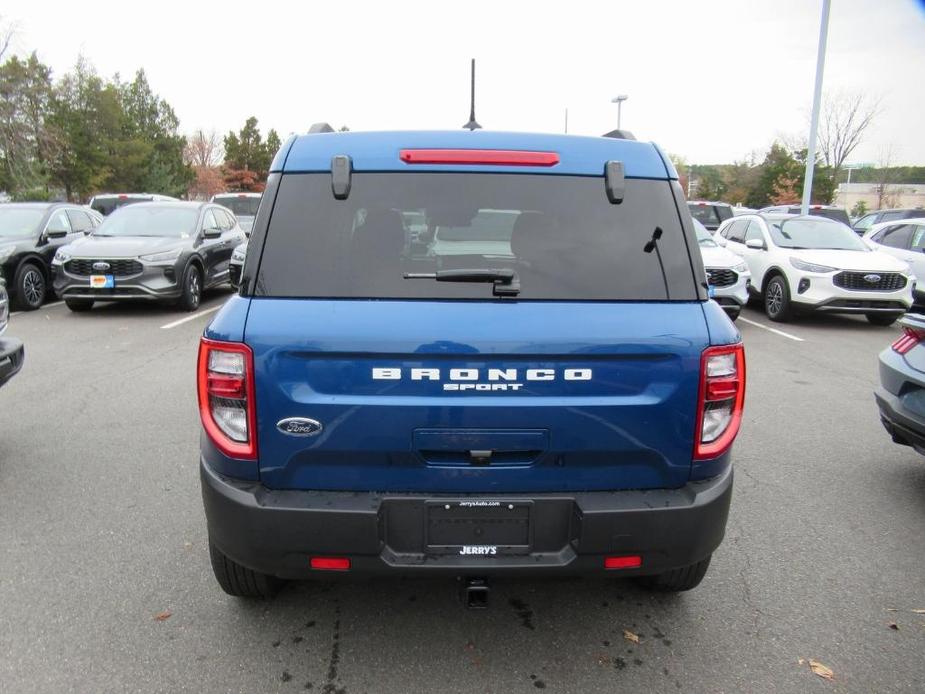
xmin=798 ymin=658 xmax=806 ymax=665
xmin=888 ymin=623 xmax=899 ymax=631
xmin=154 ymin=610 xmax=172 ymax=621
xmin=809 ymin=659 xmax=834 ymax=681
xmin=623 ymin=629 xmax=640 ymax=644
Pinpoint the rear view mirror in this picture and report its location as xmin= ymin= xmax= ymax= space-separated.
xmin=745 ymin=238 xmax=765 ymax=250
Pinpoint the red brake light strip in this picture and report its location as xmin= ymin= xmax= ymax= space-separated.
xmin=400 ymin=149 xmax=559 ymax=167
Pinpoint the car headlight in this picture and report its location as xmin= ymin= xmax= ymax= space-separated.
xmin=790 ymin=257 xmax=837 ymax=273
xmin=733 ymin=262 xmax=749 ymax=273
xmin=0 ymin=245 xmax=15 ymax=263
xmin=140 ymin=248 xmax=183 ymax=262
xmin=52 ymin=249 xmax=71 ymax=265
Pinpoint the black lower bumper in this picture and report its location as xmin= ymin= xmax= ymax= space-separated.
xmin=0 ymin=336 xmax=24 ymax=388
xmin=875 ymin=387 xmax=925 ymax=456
xmin=201 ymin=460 xmax=734 ymax=579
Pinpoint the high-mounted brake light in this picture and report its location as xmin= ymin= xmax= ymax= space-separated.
xmin=399 ymin=149 xmax=559 ymax=167
xmin=197 ymin=338 xmax=257 ymax=460
xmin=892 ymin=327 xmax=924 ymax=355
xmin=694 ymin=343 xmax=746 ymax=460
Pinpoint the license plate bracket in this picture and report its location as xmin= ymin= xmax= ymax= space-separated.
xmin=425 ymin=501 xmax=532 ymax=555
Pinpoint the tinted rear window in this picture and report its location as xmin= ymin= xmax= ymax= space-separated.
xmin=91 ymin=197 xmax=151 ymax=216
xmin=213 ymin=196 xmax=261 ymax=216
xmin=688 ymin=204 xmax=720 ymax=226
xmin=255 ymin=173 xmax=697 ymax=301
xmin=787 ymin=207 xmax=851 ymax=225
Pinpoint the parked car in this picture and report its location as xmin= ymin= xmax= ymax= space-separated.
xmin=876 ymin=312 xmax=925 ymax=456
xmin=0 ymin=279 xmax=25 ymax=388
xmin=732 ymin=206 xmax=756 ymax=216
xmin=0 ymin=202 xmax=100 ymax=310
xmin=210 ymin=193 xmax=261 ymax=235
xmin=199 ymin=127 xmax=744 ymax=600
xmin=688 ymin=200 xmax=734 ymax=231
xmin=52 ymin=201 xmax=246 ymax=312
xmin=853 ymin=208 xmax=925 ymax=236
xmin=716 ymin=213 xmax=913 ymax=324
xmin=228 ymin=240 xmax=247 ymax=290
xmin=757 ymin=204 xmax=851 ymax=226
xmin=861 ymin=218 xmax=925 ymax=307
xmin=88 ymin=193 xmax=178 ymax=217
xmin=694 ymin=219 xmax=750 ymax=321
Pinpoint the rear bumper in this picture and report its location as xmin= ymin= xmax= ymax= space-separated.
xmin=875 ymin=386 xmax=925 ymax=456
xmin=201 ymin=459 xmax=734 ymax=579
xmin=0 ymin=336 xmax=24 ymax=388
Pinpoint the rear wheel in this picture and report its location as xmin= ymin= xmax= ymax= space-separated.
xmin=866 ymin=313 xmax=900 ymax=326
xmin=177 ymin=263 xmax=202 ymax=312
xmin=636 ymin=556 xmax=712 ymax=592
xmin=14 ymin=263 xmax=46 ymax=311
xmin=208 ymin=540 xmax=282 ymax=599
xmin=764 ymin=275 xmax=793 ymax=322
xmin=64 ymin=298 xmax=94 ymax=312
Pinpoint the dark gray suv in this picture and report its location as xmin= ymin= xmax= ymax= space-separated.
xmin=52 ymin=202 xmax=245 ymax=312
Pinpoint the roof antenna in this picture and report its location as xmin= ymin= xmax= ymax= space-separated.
xmin=462 ymin=59 xmax=482 ymax=131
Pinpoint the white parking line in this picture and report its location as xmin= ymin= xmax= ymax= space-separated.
xmin=739 ymin=317 xmax=805 ymax=342
xmin=160 ymin=305 xmax=222 ymax=330
xmin=11 ymin=300 xmax=64 ymax=318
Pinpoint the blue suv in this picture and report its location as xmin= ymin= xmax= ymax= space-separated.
xmin=198 ymin=128 xmax=745 ymax=599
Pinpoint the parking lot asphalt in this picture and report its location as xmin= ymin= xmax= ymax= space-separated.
xmin=1 ymin=296 xmax=924 ymax=694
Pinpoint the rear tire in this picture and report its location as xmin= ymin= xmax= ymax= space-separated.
xmin=177 ymin=263 xmax=202 ymax=312
xmin=866 ymin=313 xmax=899 ymax=326
xmin=13 ymin=262 xmax=46 ymax=311
xmin=636 ymin=555 xmax=712 ymax=592
xmin=208 ymin=540 xmax=281 ymax=599
xmin=65 ymin=298 xmax=94 ymax=312
xmin=763 ymin=275 xmax=793 ymax=322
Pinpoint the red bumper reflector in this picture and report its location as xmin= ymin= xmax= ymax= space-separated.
xmin=399 ymin=149 xmax=559 ymax=167
xmin=604 ymin=555 xmax=642 ymax=570
xmin=310 ymin=556 xmax=351 ymax=571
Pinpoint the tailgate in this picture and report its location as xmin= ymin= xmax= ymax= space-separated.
xmin=246 ymin=299 xmax=709 ymax=493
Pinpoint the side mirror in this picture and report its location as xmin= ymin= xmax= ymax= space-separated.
xmin=745 ymin=238 xmax=765 ymax=250
xmin=45 ymin=229 xmax=69 ymax=239
xmin=203 ymin=227 xmax=222 ymax=239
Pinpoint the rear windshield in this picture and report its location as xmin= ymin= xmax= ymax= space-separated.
xmin=689 ymin=204 xmax=727 ymax=226
xmin=91 ymin=196 xmax=151 ymax=216
xmin=214 ymin=196 xmax=261 ymax=217
xmin=255 ymin=173 xmax=698 ymax=301
xmin=787 ymin=207 xmax=851 ymax=225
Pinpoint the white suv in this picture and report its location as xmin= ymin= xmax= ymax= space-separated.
xmin=862 ymin=218 xmax=925 ymax=308
xmin=694 ymin=220 xmax=750 ymax=321
xmin=716 ymin=214 xmax=913 ymax=325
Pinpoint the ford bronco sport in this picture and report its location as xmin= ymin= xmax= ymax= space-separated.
xmin=199 ymin=128 xmax=745 ymax=599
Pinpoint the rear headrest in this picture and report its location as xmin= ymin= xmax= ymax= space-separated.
xmin=352 ymin=209 xmax=406 ymax=258
xmin=510 ymin=212 xmax=561 ymax=259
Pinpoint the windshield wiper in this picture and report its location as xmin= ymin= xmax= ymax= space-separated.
xmin=404 ymin=268 xmax=521 ymax=297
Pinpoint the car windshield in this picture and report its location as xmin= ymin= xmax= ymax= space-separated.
xmin=93 ymin=206 xmax=198 ymax=238
xmin=767 ymin=218 xmax=867 ymax=251
xmin=693 ymin=220 xmax=717 ymax=247
xmin=0 ymin=207 xmax=45 ymax=237
xmin=214 ymin=196 xmax=260 ymax=217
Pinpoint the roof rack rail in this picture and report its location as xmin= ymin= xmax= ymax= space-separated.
xmin=602 ymin=129 xmax=636 ymax=141
xmin=308 ymin=123 xmax=336 ymax=134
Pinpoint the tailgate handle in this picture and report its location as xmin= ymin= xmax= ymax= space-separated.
xmin=469 ymin=450 xmax=492 ymax=466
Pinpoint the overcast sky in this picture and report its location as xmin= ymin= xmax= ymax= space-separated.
xmin=6 ymin=0 xmax=925 ymax=165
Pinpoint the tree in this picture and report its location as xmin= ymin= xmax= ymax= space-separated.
xmin=222 ymin=117 xmax=279 ymax=190
xmin=850 ymin=200 xmax=868 ymax=218
xmin=668 ymin=153 xmax=689 ymax=197
xmin=185 ymin=129 xmax=222 ymax=168
xmin=770 ymin=174 xmax=800 ymax=205
xmin=265 ymin=129 xmax=281 ymax=162
xmin=747 ymin=143 xmax=801 ymax=209
xmin=0 ymin=52 xmax=56 ymax=196
xmin=818 ymin=90 xmax=879 ymax=184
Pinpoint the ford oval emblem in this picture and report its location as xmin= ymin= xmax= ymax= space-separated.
xmin=864 ymin=274 xmax=881 ymax=283
xmin=92 ymin=261 xmax=111 ymax=272
xmin=277 ymin=417 xmax=323 ymax=437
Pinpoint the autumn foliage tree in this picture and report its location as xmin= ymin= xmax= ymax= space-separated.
xmin=222 ymin=116 xmax=280 ymax=191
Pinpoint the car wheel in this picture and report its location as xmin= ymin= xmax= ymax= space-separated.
xmin=64 ymin=298 xmax=94 ymax=312
xmin=635 ymin=555 xmax=712 ymax=592
xmin=764 ymin=275 xmax=793 ymax=322
xmin=177 ymin=263 xmax=202 ymax=312
xmin=866 ymin=313 xmax=900 ymax=326
xmin=209 ymin=540 xmax=281 ymax=599
xmin=14 ymin=263 xmax=46 ymax=311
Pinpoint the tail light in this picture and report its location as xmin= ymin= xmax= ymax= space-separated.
xmin=197 ymin=338 xmax=257 ymax=459
xmin=399 ymin=149 xmax=560 ymax=166
xmin=892 ymin=327 xmax=924 ymax=355
xmin=694 ymin=343 xmax=746 ymax=460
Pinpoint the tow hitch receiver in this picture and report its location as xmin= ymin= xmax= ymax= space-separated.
xmin=460 ymin=577 xmax=490 ymax=609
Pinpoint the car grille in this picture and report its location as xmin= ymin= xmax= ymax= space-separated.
xmin=706 ymin=268 xmax=738 ymax=288
xmin=66 ymin=259 xmax=143 ymax=277
xmin=833 ymin=271 xmax=906 ymax=292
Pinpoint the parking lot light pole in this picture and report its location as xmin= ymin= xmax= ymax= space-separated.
xmin=611 ymin=95 xmax=629 ymax=130
xmin=801 ymin=0 xmax=832 ymax=216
